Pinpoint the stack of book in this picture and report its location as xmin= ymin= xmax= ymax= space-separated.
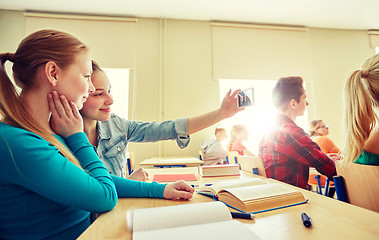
xmin=198 ymin=164 xmax=240 ymax=177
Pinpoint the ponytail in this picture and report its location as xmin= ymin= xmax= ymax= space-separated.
xmin=344 ymin=70 xmax=376 ymax=163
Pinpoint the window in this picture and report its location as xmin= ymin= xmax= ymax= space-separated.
xmin=103 ymin=68 xmax=130 ymax=120
xmin=219 ymin=79 xmax=309 ymax=154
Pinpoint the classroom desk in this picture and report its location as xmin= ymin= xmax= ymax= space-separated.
xmin=139 ymin=156 xmax=203 ymax=168
xmin=78 ymin=168 xmax=379 ymax=240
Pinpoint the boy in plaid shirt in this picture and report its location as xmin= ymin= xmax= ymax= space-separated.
xmin=259 ymin=77 xmax=336 ymax=191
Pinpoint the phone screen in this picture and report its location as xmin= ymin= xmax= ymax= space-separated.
xmin=237 ymin=88 xmax=254 ymax=108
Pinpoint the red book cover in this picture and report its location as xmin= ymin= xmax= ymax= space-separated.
xmin=152 ymin=174 xmax=197 ymax=182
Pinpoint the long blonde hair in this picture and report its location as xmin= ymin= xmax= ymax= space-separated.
xmin=344 ymin=53 xmax=379 ymax=163
xmin=227 ymin=125 xmax=248 ymax=150
xmin=0 ymin=29 xmax=88 ymax=168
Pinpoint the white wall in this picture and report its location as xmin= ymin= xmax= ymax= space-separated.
xmin=0 ymin=10 xmax=376 ymax=165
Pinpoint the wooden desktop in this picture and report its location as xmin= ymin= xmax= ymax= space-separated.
xmin=78 ymin=167 xmax=379 ymax=240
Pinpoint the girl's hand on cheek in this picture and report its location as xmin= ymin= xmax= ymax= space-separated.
xmin=48 ymin=91 xmax=83 ymax=138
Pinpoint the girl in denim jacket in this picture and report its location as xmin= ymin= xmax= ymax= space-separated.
xmin=80 ymin=61 xmax=244 ymax=180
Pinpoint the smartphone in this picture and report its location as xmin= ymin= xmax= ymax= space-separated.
xmin=237 ymin=88 xmax=254 ymax=108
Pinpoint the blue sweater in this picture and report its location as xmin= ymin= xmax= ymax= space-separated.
xmin=0 ymin=122 xmax=166 ymax=240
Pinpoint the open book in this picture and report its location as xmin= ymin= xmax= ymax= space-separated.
xmin=198 ymin=178 xmax=267 ymax=196
xmin=132 ymin=201 xmax=261 ymax=240
xmin=198 ymin=178 xmax=307 ymax=213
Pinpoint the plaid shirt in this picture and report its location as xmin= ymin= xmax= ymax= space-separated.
xmin=259 ymin=114 xmax=336 ymax=189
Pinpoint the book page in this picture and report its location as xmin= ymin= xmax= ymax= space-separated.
xmin=198 ymin=178 xmax=267 ymax=195
xmin=132 ymin=201 xmax=232 ymax=233
xmin=221 ymin=183 xmax=301 ymax=202
xmin=133 ymin=220 xmax=261 ymax=240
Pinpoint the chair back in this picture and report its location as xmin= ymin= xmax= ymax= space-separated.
xmin=237 ymin=155 xmax=267 ymax=177
xmin=126 ymin=152 xmax=135 ymax=175
xmin=226 ymin=151 xmax=239 ymax=164
xmin=198 ymin=150 xmax=204 ymax=161
xmin=308 ymin=168 xmax=334 ymax=195
xmin=336 ymin=162 xmax=379 ymax=212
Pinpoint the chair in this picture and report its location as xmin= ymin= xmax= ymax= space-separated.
xmin=126 ymin=152 xmax=135 ymax=175
xmin=308 ymin=171 xmax=334 ymax=196
xmin=237 ymin=155 xmax=267 ymax=177
xmin=226 ymin=151 xmax=239 ymax=164
xmin=333 ymin=162 xmax=379 ymax=212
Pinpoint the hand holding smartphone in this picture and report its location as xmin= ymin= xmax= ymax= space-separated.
xmin=237 ymin=88 xmax=254 ymax=108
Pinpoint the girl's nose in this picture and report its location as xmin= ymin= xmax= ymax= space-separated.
xmin=105 ymin=94 xmax=114 ymax=105
xmin=88 ymin=79 xmax=95 ymax=93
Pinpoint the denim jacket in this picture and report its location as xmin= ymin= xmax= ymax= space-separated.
xmin=96 ymin=114 xmax=190 ymax=177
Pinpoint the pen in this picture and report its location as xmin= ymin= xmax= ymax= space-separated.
xmin=301 ymin=212 xmax=312 ymax=227
xmin=191 ymin=183 xmax=213 ymax=188
xmin=231 ymin=212 xmax=255 ymax=220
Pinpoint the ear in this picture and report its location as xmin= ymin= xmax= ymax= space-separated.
xmin=289 ymin=99 xmax=297 ymax=109
xmin=45 ymin=61 xmax=59 ymax=87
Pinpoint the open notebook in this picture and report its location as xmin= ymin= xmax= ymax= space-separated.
xmin=132 ymin=201 xmax=261 ymax=240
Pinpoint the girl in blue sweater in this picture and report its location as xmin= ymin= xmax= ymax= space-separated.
xmin=0 ymin=29 xmax=196 ymax=240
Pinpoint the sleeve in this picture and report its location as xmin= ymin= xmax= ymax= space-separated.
xmin=276 ymin=126 xmax=337 ymax=179
xmin=118 ymin=116 xmax=190 ymax=148
xmin=111 ymin=175 xmax=166 ymax=198
xmin=1 ymin=132 xmax=118 ymax=213
xmin=320 ymin=137 xmax=340 ymax=154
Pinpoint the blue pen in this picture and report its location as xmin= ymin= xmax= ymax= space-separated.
xmin=191 ymin=183 xmax=213 ymax=188
xmin=231 ymin=212 xmax=255 ymax=220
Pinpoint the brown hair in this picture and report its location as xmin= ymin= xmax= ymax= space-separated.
xmin=344 ymin=53 xmax=379 ymax=163
xmin=214 ymin=128 xmax=226 ymax=135
xmin=272 ymin=76 xmax=305 ymax=111
xmin=0 ymin=29 xmax=88 ymax=168
xmin=92 ymin=60 xmax=103 ymax=73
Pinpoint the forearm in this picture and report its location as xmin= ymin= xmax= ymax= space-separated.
xmin=187 ymin=109 xmax=225 ymax=135
xmin=187 ymin=89 xmax=241 ymax=135
xmin=112 ymin=175 xmax=166 ymax=198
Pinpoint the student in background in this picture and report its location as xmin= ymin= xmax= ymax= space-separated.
xmin=0 ymin=29 xmax=195 ymax=240
xmin=200 ymin=128 xmax=228 ymax=165
xmin=344 ymin=53 xmax=379 ymax=166
xmin=259 ymin=76 xmax=337 ymax=190
xmin=228 ymin=124 xmax=255 ymax=156
xmin=80 ymin=61 xmax=244 ymax=180
xmin=309 ymin=119 xmax=340 ymax=154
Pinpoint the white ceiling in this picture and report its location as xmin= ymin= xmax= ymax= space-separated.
xmin=1 ymin=0 xmax=379 ymax=30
